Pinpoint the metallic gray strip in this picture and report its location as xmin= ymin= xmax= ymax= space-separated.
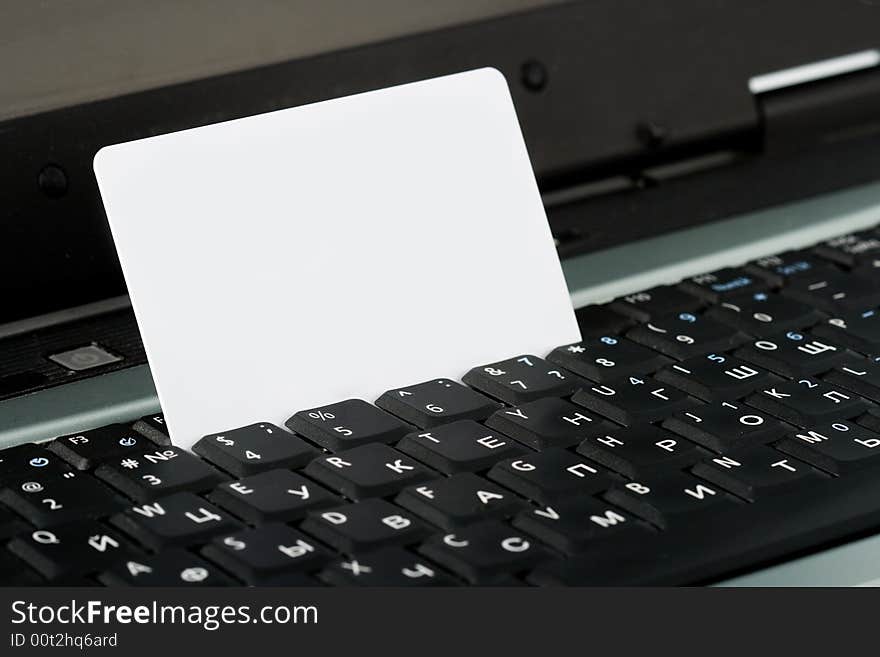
xmin=561 ymin=181 xmax=880 ymax=308
xmin=0 ymin=364 xmax=158 ymax=448
xmin=0 ymin=295 xmax=131 ymax=341
xmin=717 ymin=533 xmax=880 ymax=587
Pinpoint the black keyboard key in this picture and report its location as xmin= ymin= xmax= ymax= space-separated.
xmin=8 ymin=522 xmax=136 ymax=580
xmin=610 ymin=285 xmax=703 ymax=322
xmin=532 ymin=466 xmax=880 ymax=585
xmin=484 ymin=397 xmax=604 ymax=450
xmin=679 ymin=267 xmax=770 ymax=302
xmin=576 ymin=425 xmax=707 ymax=478
xmin=320 ymin=548 xmax=456 ymax=586
xmin=512 ymin=497 xmax=646 ymax=555
xmin=95 ymin=446 xmax=226 ymax=502
xmin=781 ymin=271 xmax=880 ymax=312
xmin=746 ymin=250 xmax=838 ymax=286
xmin=193 ymin=422 xmax=316 ymax=477
xmin=0 ymin=502 xmax=27 ymax=540
xmin=734 ymin=331 xmax=846 ymax=378
xmin=823 ymin=356 xmax=880 ymax=402
xmin=857 ymin=408 xmax=880 ymax=434
xmin=287 ymin=399 xmax=411 ymax=451
xmin=814 ymin=231 xmax=880 ymax=267
xmin=462 ymin=355 xmax=582 ymax=404
xmin=574 ymin=304 xmax=635 ymax=337
xmin=604 ymin=472 xmax=737 ymax=529
xmin=655 ymin=352 xmax=778 ymax=402
xmin=706 ymin=291 xmax=824 ymax=337
xmin=208 ymin=469 xmax=340 ymax=524
xmin=854 ymin=258 xmax=880 ymax=282
xmin=572 ymin=376 xmax=696 ymax=425
xmin=132 ymin=413 xmax=172 ymax=445
xmin=201 ymin=524 xmax=332 ymax=583
xmin=395 ymin=473 xmax=523 ymax=530
xmin=547 ymin=335 xmax=671 ymax=382
xmin=418 ymin=520 xmax=546 ymax=584
xmin=691 ymin=447 xmax=820 ymax=501
xmin=775 ymin=420 xmax=880 ymax=475
xmin=99 ymin=549 xmax=236 ymax=586
xmin=301 ymin=499 xmax=428 ymax=553
xmin=0 ymin=471 xmax=125 ymax=527
xmin=662 ymin=401 xmax=786 ymax=453
xmin=304 ymin=443 xmax=435 ymax=500
xmin=813 ymin=309 xmax=880 ymax=356
xmin=0 ymin=550 xmax=43 ymax=586
xmin=627 ymin=312 xmax=748 ymax=360
xmin=487 ymin=447 xmax=612 ymax=504
xmin=376 ymin=379 xmax=501 ymax=428
xmin=746 ymin=378 xmax=870 ymax=427
xmin=395 ymin=420 xmax=525 ymax=474
xmin=48 ymin=424 xmax=149 ymax=470
xmin=110 ymin=493 xmax=241 ymax=551
xmin=260 ymin=572 xmax=322 ymax=586
xmin=0 ymin=444 xmax=70 ymax=481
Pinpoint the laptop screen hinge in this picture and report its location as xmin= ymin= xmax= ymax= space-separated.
xmin=755 ymin=61 xmax=880 ymax=155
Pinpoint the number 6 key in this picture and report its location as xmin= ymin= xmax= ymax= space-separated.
xmin=376 ymin=379 xmax=501 ymax=428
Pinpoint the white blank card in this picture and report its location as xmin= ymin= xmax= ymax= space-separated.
xmin=94 ymin=68 xmax=581 ymax=450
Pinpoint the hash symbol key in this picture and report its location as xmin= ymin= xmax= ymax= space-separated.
xmin=95 ymin=447 xmax=226 ymax=502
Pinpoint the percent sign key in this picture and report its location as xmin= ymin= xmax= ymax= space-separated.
xmin=287 ymin=399 xmax=412 ymax=451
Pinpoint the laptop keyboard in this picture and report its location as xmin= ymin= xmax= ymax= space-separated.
xmin=5 ymin=226 xmax=880 ymax=586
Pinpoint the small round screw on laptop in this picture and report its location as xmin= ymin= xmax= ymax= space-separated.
xmin=636 ymin=121 xmax=668 ymax=149
xmin=38 ymin=163 xmax=68 ymax=199
xmin=521 ymin=59 xmax=548 ymax=92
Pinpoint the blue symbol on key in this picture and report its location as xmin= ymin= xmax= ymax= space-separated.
xmin=679 ymin=313 xmax=697 ymax=323
xmin=29 ymin=457 xmax=49 ymax=468
xmin=753 ymin=292 xmax=768 ymax=301
xmin=119 ymin=437 xmax=138 ymax=447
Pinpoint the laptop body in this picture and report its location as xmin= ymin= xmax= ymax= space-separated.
xmin=1 ymin=0 xmax=880 ymax=585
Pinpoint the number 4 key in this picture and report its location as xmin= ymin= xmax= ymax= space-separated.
xmin=193 ymin=423 xmax=317 ymax=477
